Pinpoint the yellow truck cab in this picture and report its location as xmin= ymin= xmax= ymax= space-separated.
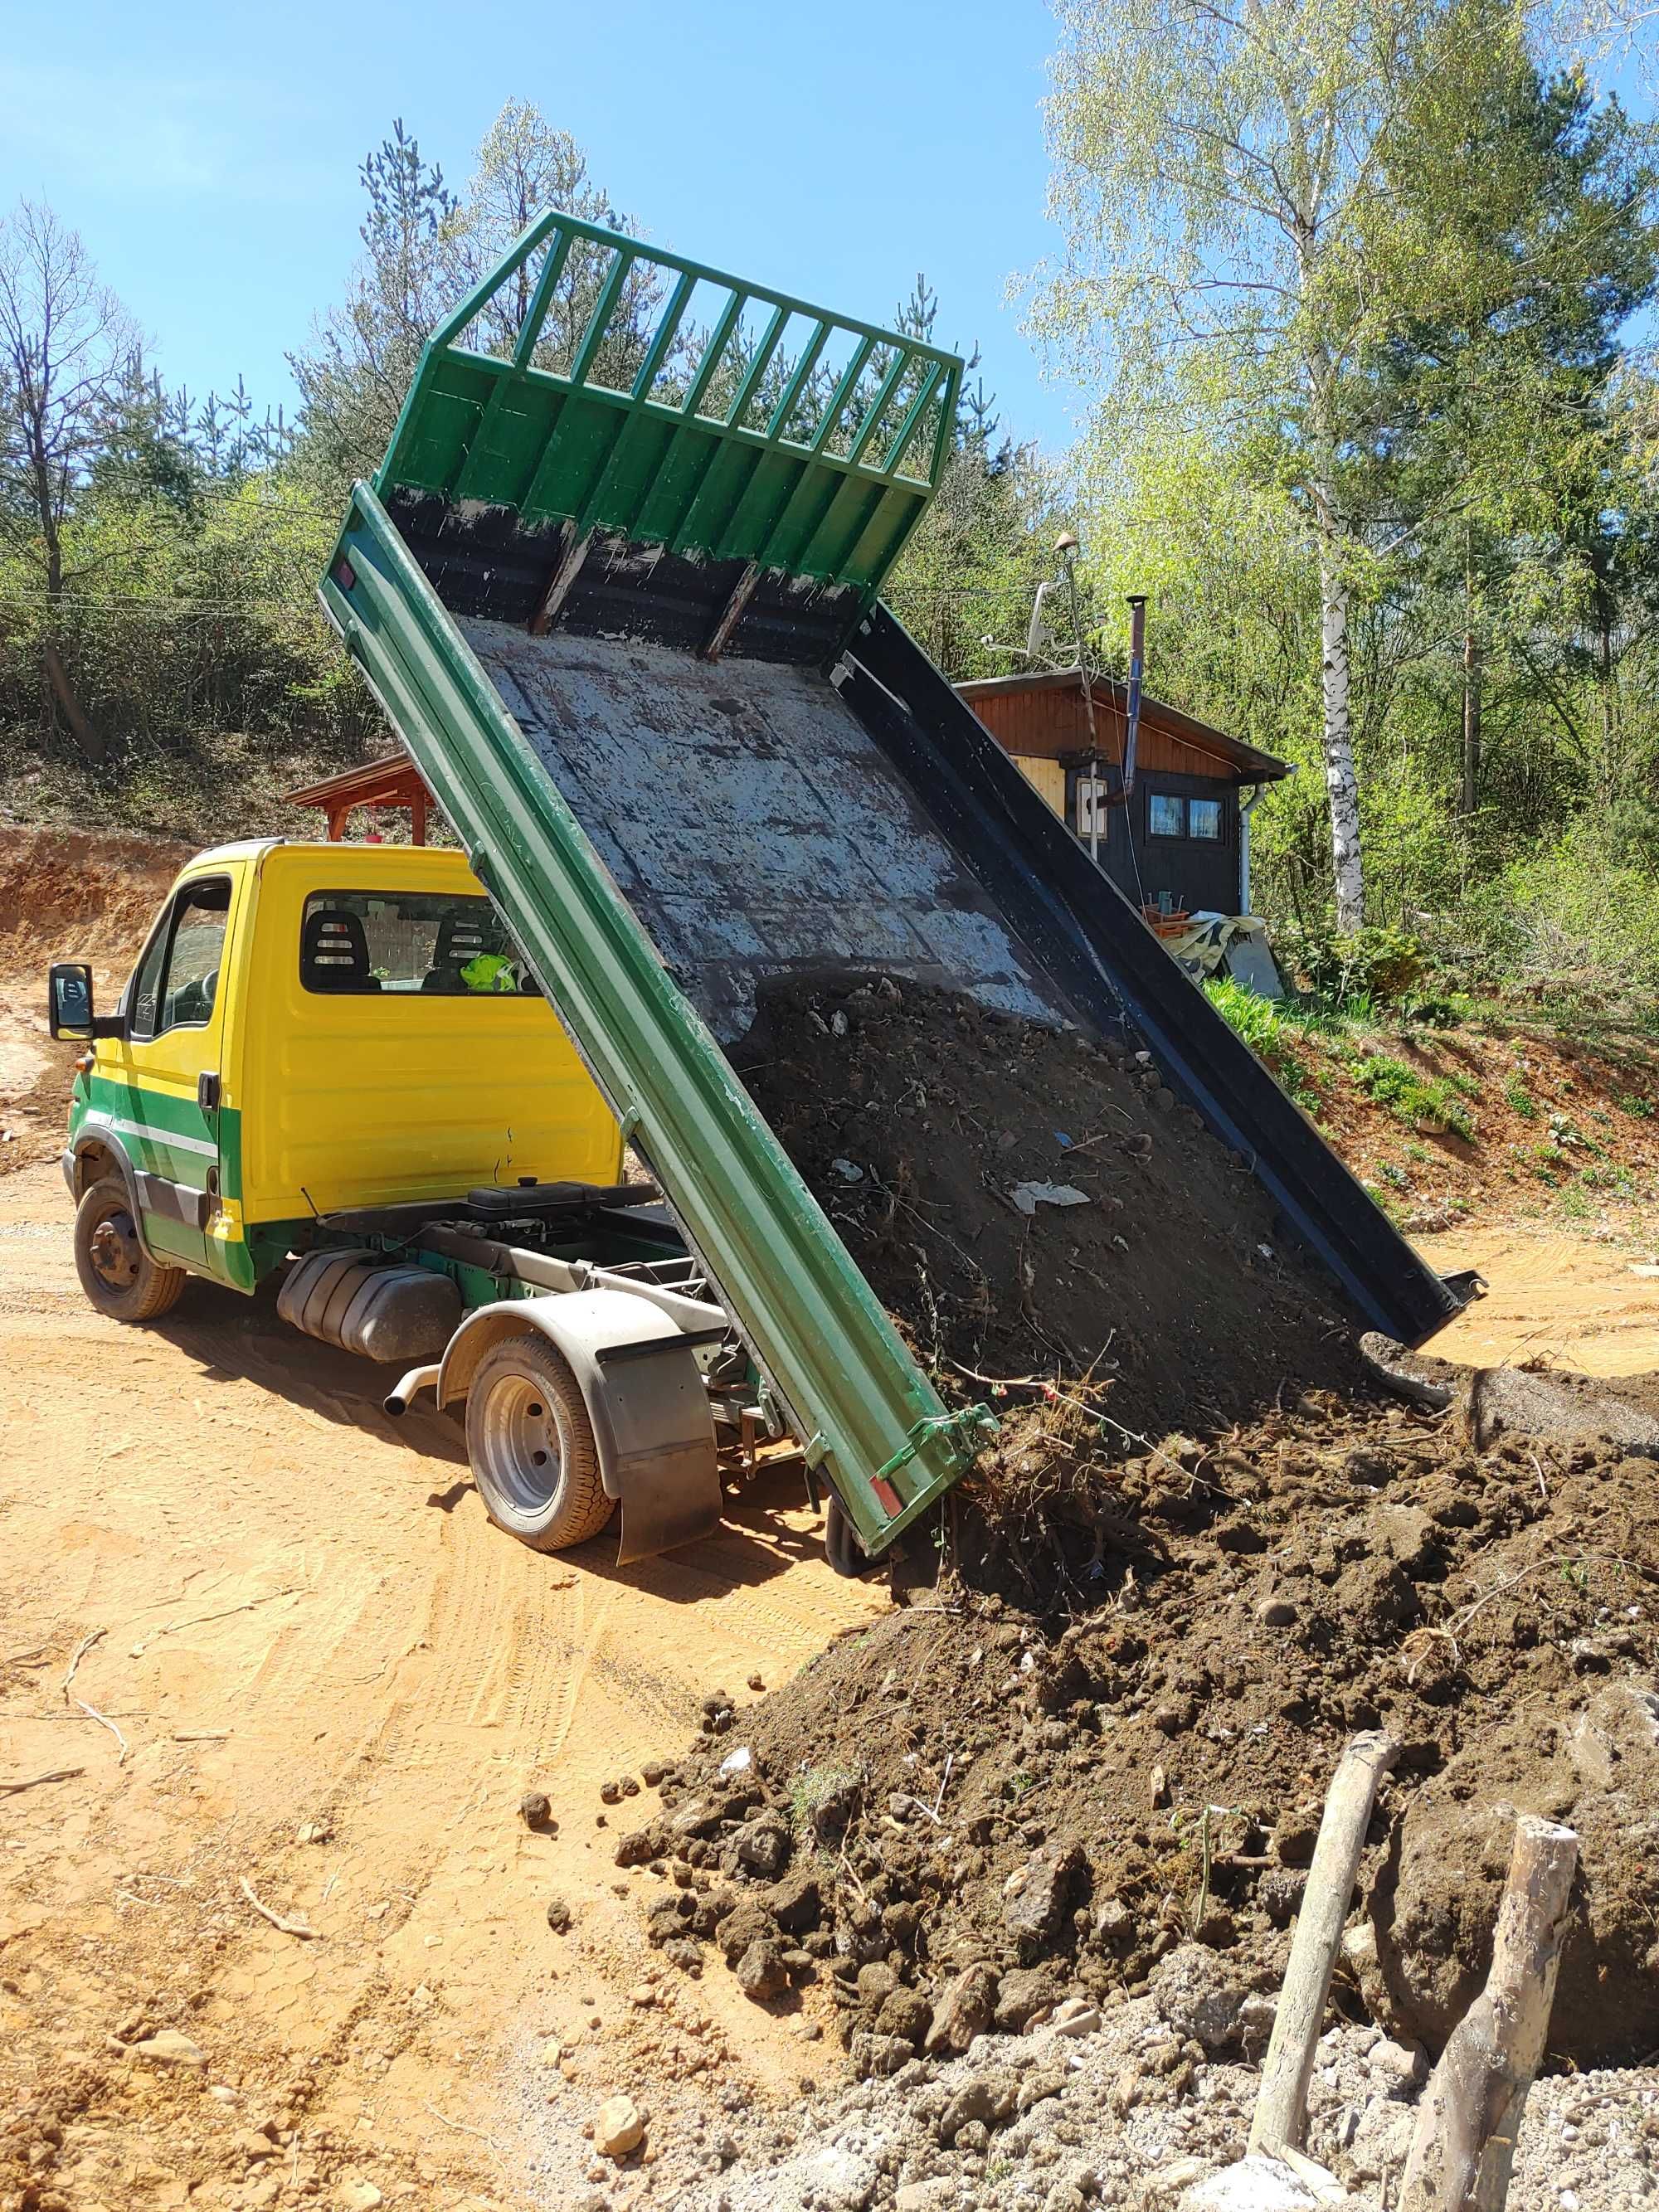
xmin=58 ymin=840 xmax=621 ymax=1299
xmin=49 ymin=842 xmax=737 ymax=1565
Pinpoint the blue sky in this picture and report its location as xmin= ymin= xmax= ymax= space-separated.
xmin=0 ymin=0 xmax=1088 ymax=456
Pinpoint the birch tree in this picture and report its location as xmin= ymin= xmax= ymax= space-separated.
xmin=1035 ymin=0 xmax=1501 ymax=927
xmin=0 ymin=199 xmax=134 ymax=765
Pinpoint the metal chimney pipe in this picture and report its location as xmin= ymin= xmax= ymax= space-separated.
xmin=1123 ymin=596 xmax=1147 ymax=800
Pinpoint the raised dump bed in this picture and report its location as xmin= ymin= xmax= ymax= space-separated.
xmin=321 ymin=210 xmax=1468 ymax=1562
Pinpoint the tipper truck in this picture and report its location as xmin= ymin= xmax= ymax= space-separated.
xmin=50 ymin=211 xmax=1471 ymax=1573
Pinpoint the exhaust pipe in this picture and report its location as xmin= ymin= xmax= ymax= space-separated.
xmin=385 ymin=1363 xmax=440 ymax=1418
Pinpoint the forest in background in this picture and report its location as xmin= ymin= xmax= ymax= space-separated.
xmin=3 ymin=1 xmax=1659 ymax=1019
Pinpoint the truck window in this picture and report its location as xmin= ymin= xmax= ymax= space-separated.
xmin=299 ymin=891 xmax=542 ymax=996
xmin=130 ymin=878 xmax=232 ymax=1041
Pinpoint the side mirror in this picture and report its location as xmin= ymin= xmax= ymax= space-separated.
xmin=48 ymin=961 xmax=119 ymax=1042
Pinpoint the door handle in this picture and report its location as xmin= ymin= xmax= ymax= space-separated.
xmin=197 ymin=1072 xmax=221 ymax=1111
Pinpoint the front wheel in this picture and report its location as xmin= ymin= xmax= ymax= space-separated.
xmin=465 ymin=1334 xmax=615 ymax=1553
xmin=73 ymin=1178 xmax=187 ymax=1322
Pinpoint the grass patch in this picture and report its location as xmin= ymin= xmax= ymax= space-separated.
xmin=787 ymin=1763 xmax=859 ymax=1835
xmin=1203 ymin=978 xmax=1327 ymax=1110
xmin=1503 ymin=1077 xmax=1538 ymax=1118
xmin=1350 ymin=1053 xmax=1477 ymax=1141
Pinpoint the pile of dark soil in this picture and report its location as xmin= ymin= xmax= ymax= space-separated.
xmin=616 ymin=1379 xmax=1659 ymax=2069
xmin=732 ymin=978 xmax=1368 ymax=1443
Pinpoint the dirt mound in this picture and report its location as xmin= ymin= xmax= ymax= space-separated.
xmin=0 ymin=824 xmax=185 ymax=974
xmin=0 ymin=826 xmax=186 ymax=1169
xmin=733 ymin=978 xmax=1368 ymax=1442
xmin=621 ymin=1379 xmax=1659 ymax=2069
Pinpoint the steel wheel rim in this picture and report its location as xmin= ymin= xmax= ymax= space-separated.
xmin=475 ymin=1369 xmax=568 ymax=1520
xmin=89 ymin=1205 xmax=140 ymax=1291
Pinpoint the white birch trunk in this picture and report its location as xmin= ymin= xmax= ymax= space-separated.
xmin=1317 ymin=518 xmax=1365 ymax=933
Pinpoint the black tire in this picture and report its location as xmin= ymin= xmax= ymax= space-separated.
xmin=464 ymin=1334 xmax=615 ymax=1552
xmin=824 ymin=1491 xmax=883 ymax=1578
xmin=73 ymin=1178 xmax=187 ymax=1323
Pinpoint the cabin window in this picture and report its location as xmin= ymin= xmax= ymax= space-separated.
xmin=1148 ymin=792 xmax=1185 ymax=839
xmin=299 ymin=890 xmax=542 ymax=996
xmin=1189 ymin=797 xmax=1223 ymax=841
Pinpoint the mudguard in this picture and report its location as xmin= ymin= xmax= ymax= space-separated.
xmin=437 ymin=1287 xmax=722 ymax=1563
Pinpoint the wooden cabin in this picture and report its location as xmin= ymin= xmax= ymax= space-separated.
xmin=956 ymin=669 xmax=1290 ymax=919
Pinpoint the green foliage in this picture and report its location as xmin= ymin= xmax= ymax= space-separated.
xmin=1201 ymin=979 xmax=1326 ymax=1108
xmin=1350 ymin=1053 xmax=1478 ymax=1140
xmin=1275 ymin=924 xmax=1427 ymax=1007
xmin=1504 ymin=1077 xmax=1539 ymax=1118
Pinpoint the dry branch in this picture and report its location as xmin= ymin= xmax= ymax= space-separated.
xmin=0 ymin=1767 xmax=85 ymax=1795
xmin=239 ymin=1876 xmax=316 ymax=1939
xmin=1249 ymin=1729 xmax=1400 ymax=2156
xmin=1399 ymin=1813 xmax=1579 ymax=2212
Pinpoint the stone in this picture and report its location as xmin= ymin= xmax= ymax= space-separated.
xmin=338 ymin=2187 xmax=384 ymax=2212
xmin=1176 ymin=2154 xmax=1323 ymax=2212
xmin=613 ymin=1825 xmax=664 ymax=1869
xmin=995 ymin=1963 xmax=1063 ymax=2031
xmin=875 ymin=1988 xmax=932 ymax=2045
xmin=895 ymin=2184 xmax=956 ymax=2212
xmin=592 ymin=2094 xmax=645 ymax=2159
xmin=132 ymin=2030 xmax=206 ymax=2069
xmin=663 ymin=1937 xmax=703 ymax=1974
xmin=1048 ymin=1996 xmax=1101 ymax=2037
xmin=925 ymin=1962 xmax=1000 ymax=2055
xmin=1151 ymin=1945 xmax=1250 ymax=2054
xmin=519 ymin=1791 xmax=552 ymax=1829
xmin=856 ymin=1961 xmax=899 ymax=2013
xmin=539 ymin=2039 xmax=563 ymax=2066
xmin=731 ymin=1815 xmax=791 ymax=1879
xmin=1366 ymin=2035 xmax=1427 ymax=2098
xmin=849 ymin=2030 xmax=914 ymax=2077
xmin=766 ymin=1871 xmax=823 ymax=1933
xmin=802 ymin=2143 xmax=877 ymax=2210
xmin=733 ymin=1938 xmax=788 ymax=2002
xmin=939 ymin=2069 xmax=1018 ymax=2142
xmin=1254 ymin=1597 xmax=1297 ymax=1629
xmin=1002 ymin=1842 xmax=1081 ymax=1947
xmin=545 ymin=1897 xmax=573 ymax=1933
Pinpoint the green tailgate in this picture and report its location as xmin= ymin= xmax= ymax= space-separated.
xmin=374 ymin=208 xmax=961 ymax=610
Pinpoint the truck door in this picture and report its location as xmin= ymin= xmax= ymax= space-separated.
xmin=102 ymin=872 xmax=240 ymax=1281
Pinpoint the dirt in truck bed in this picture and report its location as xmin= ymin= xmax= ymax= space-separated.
xmin=732 ymin=975 xmax=1370 ymax=1442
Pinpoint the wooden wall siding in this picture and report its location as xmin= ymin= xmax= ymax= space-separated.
xmin=1010 ymin=754 xmax=1067 ymax=816
xmin=970 ymin=688 xmax=1234 ymax=781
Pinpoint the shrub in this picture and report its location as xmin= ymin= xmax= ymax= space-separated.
xmin=1273 ymin=922 xmax=1426 ymax=1007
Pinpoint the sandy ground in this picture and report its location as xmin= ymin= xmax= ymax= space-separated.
xmin=1420 ymin=1223 xmax=1659 ymax=1373
xmin=0 ymin=1156 xmax=883 ymax=2210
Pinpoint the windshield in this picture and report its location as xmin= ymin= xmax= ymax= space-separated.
xmin=299 ymin=890 xmax=542 ymax=997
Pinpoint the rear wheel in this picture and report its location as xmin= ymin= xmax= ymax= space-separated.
xmin=465 ymin=1334 xmax=615 ymax=1552
xmin=73 ymin=1178 xmax=187 ymax=1322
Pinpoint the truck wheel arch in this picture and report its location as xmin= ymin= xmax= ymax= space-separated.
xmin=438 ymin=1288 xmax=722 ymax=1564
xmin=68 ymin=1136 xmax=156 ymax=1257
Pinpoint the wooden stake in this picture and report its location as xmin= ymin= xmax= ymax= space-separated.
xmin=1249 ymin=1729 xmax=1399 ymax=2156
xmin=1398 ymin=1814 xmax=1579 ymax=2212
xmin=528 ymin=528 xmax=593 ymax=635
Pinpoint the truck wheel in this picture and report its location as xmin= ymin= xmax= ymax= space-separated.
xmin=74 ymin=1178 xmax=187 ymax=1322
xmin=465 ymin=1335 xmax=615 ymax=1552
